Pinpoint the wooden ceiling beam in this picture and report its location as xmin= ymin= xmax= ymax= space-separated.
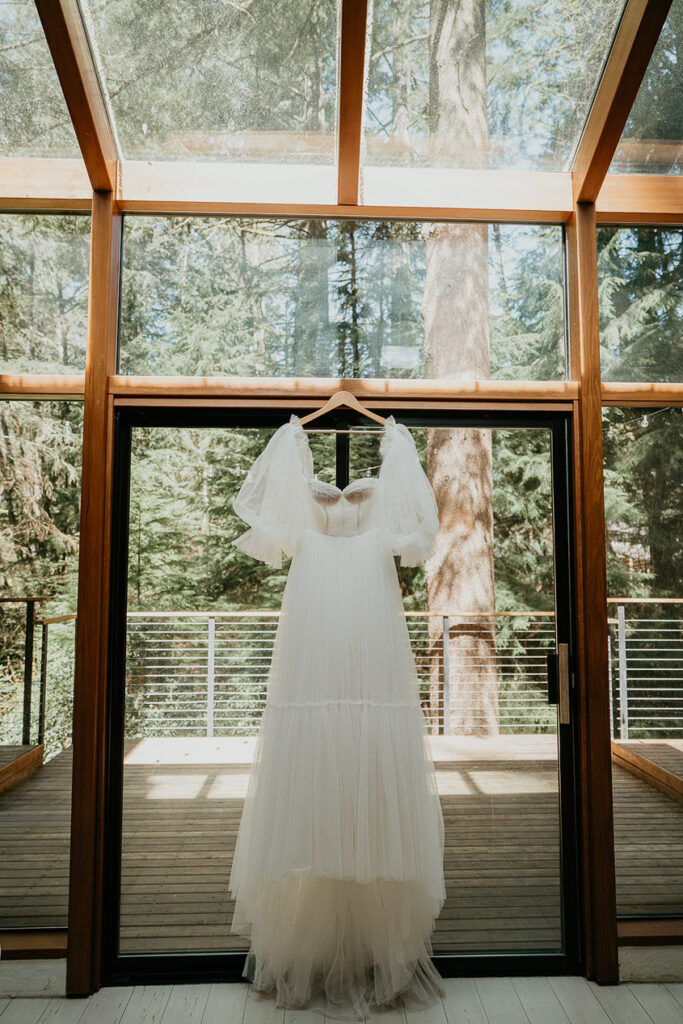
xmin=601 ymin=382 xmax=683 ymax=405
xmin=35 ymin=0 xmax=118 ymax=192
xmin=0 ymin=159 xmax=91 ymax=211
xmin=109 ymin=375 xmax=579 ymax=401
xmin=0 ymin=158 xmax=680 ymax=225
xmin=596 ymin=173 xmax=683 ymax=223
xmin=574 ymin=0 xmax=673 ymax=203
xmin=0 ymin=375 xmax=85 ymax=397
xmin=337 ymin=0 xmax=368 ymax=205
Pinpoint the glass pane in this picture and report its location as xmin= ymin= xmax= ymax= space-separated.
xmin=119 ymin=217 xmax=565 ymax=381
xmin=609 ymin=3 xmax=682 ymax=174
xmin=0 ymin=400 xmax=82 ymax=929
xmin=597 ymin=226 xmax=683 ymax=383
xmin=361 ymin=0 xmax=626 ymax=194
xmin=0 ymin=1 xmax=81 ymax=157
xmin=77 ymin=0 xmax=339 ymax=173
xmin=117 ymin=421 xmax=567 ymax=958
xmin=603 ymin=407 xmax=683 ymax=916
xmin=0 ymin=214 xmax=91 ymax=375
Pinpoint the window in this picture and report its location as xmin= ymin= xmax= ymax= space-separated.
xmin=0 ymin=1 xmax=81 ymax=157
xmin=597 ymin=226 xmax=683 ymax=383
xmin=119 ymin=217 xmax=566 ymax=381
xmin=77 ymin=0 xmax=340 ymax=201
xmin=0 ymin=214 xmax=91 ymax=375
xmin=603 ymin=406 xmax=683 ymax=916
xmin=609 ymin=3 xmax=682 ymax=174
xmin=0 ymin=399 xmax=82 ymax=929
xmin=361 ymin=0 xmax=627 ymax=202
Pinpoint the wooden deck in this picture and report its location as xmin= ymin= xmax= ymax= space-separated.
xmin=1 ymin=735 xmax=682 ymax=949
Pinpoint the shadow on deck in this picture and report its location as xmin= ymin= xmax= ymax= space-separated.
xmin=1 ymin=736 xmax=681 ymax=951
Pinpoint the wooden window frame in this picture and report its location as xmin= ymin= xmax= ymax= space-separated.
xmin=0 ymin=0 xmax=681 ymax=994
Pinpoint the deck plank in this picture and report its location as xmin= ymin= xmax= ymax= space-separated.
xmin=547 ymin=978 xmax=612 ymax=1024
xmin=158 ymin=984 xmax=210 ymax=1024
xmin=118 ymin=985 xmax=173 ymax=1024
xmin=37 ymin=996 xmax=91 ymax=1023
xmin=587 ymin=980 xmax=655 ymax=1024
xmin=242 ymin=985 xmax=285 ymax=1024
xmin=0 ymin=998 xmax=52 ymax=1024
xmin=629 ymin=984 xmax=683 ymax=1024
xmin=512 ymin=977 xmax=571 ymax=1024
xmin=473 ymin=978 xmax=530 ymax=1024
xmin=441 ymin=978 xmax=487 ymax=1024
xmin=77 ymin=986 xmax=134 ymax=1024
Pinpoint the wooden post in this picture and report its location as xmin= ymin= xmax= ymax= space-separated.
xmin=22 ymin=600 xmax=35 ymax=745
xmin=337 ymin=0 xmax=368 ymax=205
xmin=38 ymin=623 xmax=49 ymax=747
xmin=207 ymin=617 xmax=216 ymax=739
xmin=66 ymin=190 xmax=121 ymax=995
xmin=617 ymin=605 xmax=629 ymax=740
xmin=442 ymin=615 xmax=450 ymax=735
xmin=566 ymin=202 xmax=619 ymax=982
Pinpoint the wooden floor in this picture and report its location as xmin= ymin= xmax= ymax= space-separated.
xmin=1 ymin=979 xmax=683 ymax=1024
xmin=1 ymin=735 xmax=682 ymax=948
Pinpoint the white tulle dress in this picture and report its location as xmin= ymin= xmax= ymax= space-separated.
xmin=228 ymin=414 xmax=446 ymax=1018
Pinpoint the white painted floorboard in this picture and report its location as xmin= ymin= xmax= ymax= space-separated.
xmin=0 ymin=979 xmax=681 ymax=1024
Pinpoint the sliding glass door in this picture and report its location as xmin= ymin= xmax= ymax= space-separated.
xmin=103 ymin=406 xmax=580 ymax=981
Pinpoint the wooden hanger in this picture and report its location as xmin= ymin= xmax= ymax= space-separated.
xmin=298 ymin=389 xmax=387 ymax=426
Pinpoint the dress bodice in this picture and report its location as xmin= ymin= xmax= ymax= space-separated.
xmin=308 ymin=477 xmax=380 ymax=537
xmin=231 ymin=413 xmax=440 ymax=569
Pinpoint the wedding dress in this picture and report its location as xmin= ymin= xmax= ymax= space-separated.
xmin=228 ymin=414 xmax=446 ymax=1018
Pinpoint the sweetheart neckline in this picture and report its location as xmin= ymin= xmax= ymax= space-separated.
xmin=309 ymin=477 xmax=379 ymax=497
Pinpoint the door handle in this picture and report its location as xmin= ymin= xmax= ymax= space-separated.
xmin=547 ymin=643 xmax=571 ymax=725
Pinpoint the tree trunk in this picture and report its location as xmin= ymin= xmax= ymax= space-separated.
xmin=293 ymin=219 xmax=331 ymax=375
xmin=423 ymin=0 xmax=498 ymax=735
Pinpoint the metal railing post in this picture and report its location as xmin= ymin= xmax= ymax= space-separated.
xmin=22 ymin=599 xmax=35 ymax=745
xmin=442 ymin=615 xmax=450 ymax=735
xmin=38 ymin=622 xmax=49 ymax=746
xmin=617 ymin=604 xmax=629 ymax=739
xmin=207 ymin=616 xmax=216 ymax=738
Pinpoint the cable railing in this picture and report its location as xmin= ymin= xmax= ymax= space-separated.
xmin=608 ymin=600 xmax=683 ymax=739
xmin=2 ymin=598 xmax=681 ymax=749
xmin=125 ymin=610 xmax=559 ymax=736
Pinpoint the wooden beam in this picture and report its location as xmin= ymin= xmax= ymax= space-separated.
xmin=337 ymin=0 xmax=368 ymax=205
xmin=573 ymin=0 xmax=673 ymax=203
xmin=0 ymin=159 xmax=91 ymax=210
xmin=597 ymin=173 xmax=683 ymax=223
xmin=618 ymin=919 xmax=683 ymax=945
xmin=566 ymin=203 xmax=619 ymax=983
xmin=34 ymin=0 xmax=118 ymax=191
xmin=0 ymin=161 xmax=681 ymax=226
xmin=66 ymin=191 xmax=120 ymax=996
xmin=109 ymin=375 xmax=580 ymax=401
xmin=0 ymin=931 xmax=67 ymax=959
xmin=0 ymin=375 xmax=85 ymax=397
xmin=601 ymin=382 xmax=683 ymax=405
xmin=118 ymin=162 xmax=573 ymax=220
xmin=114 ymin=397 xmax=574 ymax=413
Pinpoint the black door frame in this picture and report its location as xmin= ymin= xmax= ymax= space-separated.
xmin=102 ymin=404 xmax=583 ymax=984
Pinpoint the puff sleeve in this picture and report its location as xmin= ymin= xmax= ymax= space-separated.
xmin=231 ymin=420 xmax=313 ymax=568
xmin=379 ymin=420 xmax=440 ymax=567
